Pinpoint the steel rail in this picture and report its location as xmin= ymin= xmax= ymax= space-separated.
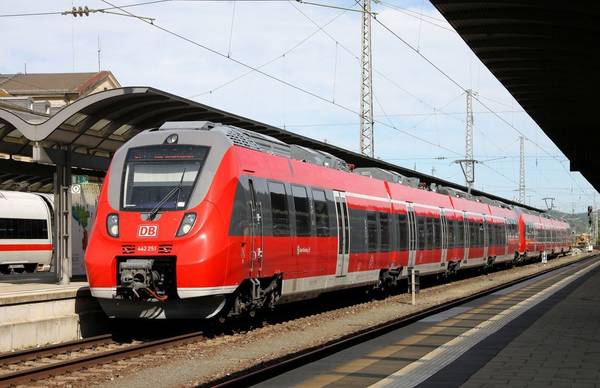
xmin=0 ymin=331 xmax=204 ymax=386
xmin=211 ymin=254 xmax=598 ymax=387
xmin=0 ymin=334 xmax=113 ymax=367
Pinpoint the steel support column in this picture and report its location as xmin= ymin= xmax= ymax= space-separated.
xmin=54 ymin=147 xmax=72 ymax=285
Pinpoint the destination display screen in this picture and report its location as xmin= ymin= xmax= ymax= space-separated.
xmin=127 ymin=145 xmax=208 ymax=162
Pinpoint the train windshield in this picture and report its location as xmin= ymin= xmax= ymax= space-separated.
xmin=122 ymin=145 xmax=209 ymax=211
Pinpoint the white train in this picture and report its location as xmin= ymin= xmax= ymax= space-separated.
xmin=0 ymin=191 xmax=54 ymax=274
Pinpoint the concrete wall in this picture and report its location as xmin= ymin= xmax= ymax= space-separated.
xmin=0 ymin=288 xmax=108 ymax=352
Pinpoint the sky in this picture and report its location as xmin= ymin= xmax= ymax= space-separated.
xmin=1 ymin=0 xmax=597 ymax=213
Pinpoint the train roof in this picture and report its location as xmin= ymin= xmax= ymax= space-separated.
xmin=0 ymin=190 xmax=51 ymax=219
xmin=155 ymin=121 xmax=545 ymax=215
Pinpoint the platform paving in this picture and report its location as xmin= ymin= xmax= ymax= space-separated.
xmin=455 ymin=260 xmax=600 ymax=387
xmin=0 ymin=278 xmax=89 ymax=305
xmin=256 ymin=256 xmax=600 ymax=388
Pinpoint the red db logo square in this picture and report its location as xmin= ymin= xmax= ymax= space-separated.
xmin=138 ymin=225 xmax=158 ymax=237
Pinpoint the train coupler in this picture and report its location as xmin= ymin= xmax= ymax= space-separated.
xmin=116 ymin=257 xmax=175 ymax=301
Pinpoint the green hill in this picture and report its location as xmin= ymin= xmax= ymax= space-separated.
xmin=546 ymin=210 xmax=593 ymax=234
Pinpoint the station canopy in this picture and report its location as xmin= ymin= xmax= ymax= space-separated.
xmin=430 ymin=0 xmax=600 ymax=191
xmin=0 ymin=86 xmax=541 ymax=210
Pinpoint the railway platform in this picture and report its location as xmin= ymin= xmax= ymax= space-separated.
xmin=258 ymin=255 xmax=600 ymax=387
xmin=0 ymin=278 xmax=106 ymax=352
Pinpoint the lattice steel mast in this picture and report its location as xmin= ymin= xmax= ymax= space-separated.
xmin=359 ymin=0 xmax=374 ymax=157
xmin=454 ymin=89 xmax=478 ymax=193
xmin=464 ymin=89 xmax=475 ymax=190
xmin=519 ymin=135 xmax=526 ymax=204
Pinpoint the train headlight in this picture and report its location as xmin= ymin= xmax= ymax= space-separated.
xmin=106 ymin=213 xmax=119 ymax=237
xmin=165 ymin=134 xmax=178 ymax=144
xmin=177 ymin=212 xmax=196 ymax=237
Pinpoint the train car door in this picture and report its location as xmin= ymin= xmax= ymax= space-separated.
xmin=248 ymin=179 xmax=264 ymax=277
xmin=407 ymin=204 xmax=417 ymax=268
xmin=333 ymin=191 xmax=350 ymax=277
xmin=463 ymin=212 xmax=470 ymax=263
xmin=440 ymin=209 xmax=448 ymax=267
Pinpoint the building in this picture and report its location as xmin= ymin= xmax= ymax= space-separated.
xmin=0 ymin=71 xmax=120 ymax=115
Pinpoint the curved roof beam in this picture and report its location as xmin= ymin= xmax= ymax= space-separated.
xmin=28 ymin=87 xmax=151 ymax=141
xmin=0 ymin=108 xmax=35 ymax=138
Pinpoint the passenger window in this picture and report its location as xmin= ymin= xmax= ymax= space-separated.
xmin=397 ymin=213 xmax=408 ymax=250
xmin=479 ymin=223 xmax=484 ymax=247
xmin=417 ymin=216 xmax=426 ymax=250
xmin=447 ymin=220 xmax=455 ymax=248
xmin=0 ymin=218 xmax=48 ymax=239
xmin=434 ymin=218 xmax=441 ymax=248
xmin=426 ymin=217 xmax=434 ymax=249
xmin=268 ymin=182 xmax=289 ymax=236
xmin=367 ymin=211 xmax=378 ymax=252
xmin=380 ymin=212 xmax=390 ymax=251
xmin=311 ymin=189 xmax=330 ymax=237
xmin=292 ymin=185 xmax=310 ymax=236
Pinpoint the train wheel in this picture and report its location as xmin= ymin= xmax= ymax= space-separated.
xmin=24 ymin=264 xmax=37 ymax=273
xmin=0 ymin=265 xmax=9 ymax=275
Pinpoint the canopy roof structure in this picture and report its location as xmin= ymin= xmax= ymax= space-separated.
xmin=0 ymin=86 xmax=541 ymax=210
xmin=430 ymin=0 xmax=600 ymax=191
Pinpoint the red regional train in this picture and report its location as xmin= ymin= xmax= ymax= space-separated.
xmin=85 ymin=121 xmax=571 ymax=319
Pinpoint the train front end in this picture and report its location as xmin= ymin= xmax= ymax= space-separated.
xmin=85 ymin=122 xmax=238 ymax=319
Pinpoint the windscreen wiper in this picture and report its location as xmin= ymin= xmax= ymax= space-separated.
xmin=147 ymin=169 xmax=186 ymax=221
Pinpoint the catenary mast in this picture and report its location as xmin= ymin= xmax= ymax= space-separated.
xmin=359 ymin=0 xmax=374 ymax=157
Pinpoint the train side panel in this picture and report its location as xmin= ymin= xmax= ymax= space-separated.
xmin=0 ymin=191 xmax=53 ymax=273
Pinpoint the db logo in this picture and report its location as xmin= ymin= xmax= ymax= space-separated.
xmin=138 ymin=225 xmax=158 ymax=237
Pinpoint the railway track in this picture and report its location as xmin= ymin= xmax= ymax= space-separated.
xmin=211 ymin=253 xmax=599 ymax=387
xmin=0 ymin=331 xmax=205 ymax=386
xmin=0 ymin=254 xmax=593 ymax=387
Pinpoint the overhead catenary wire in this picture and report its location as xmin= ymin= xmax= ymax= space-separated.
xmin=187 ymin=0 xmax=474 ymax=127
xmin=187 ymin=2 xmax=352 ymax=98
xmin=283 ymin=110 xmax=525 ymax=126
xmin=288 ymin=0 xmax=466 ymax=155
xmin=7 ymin=0 xmax=592 ymax=205
xmin=0 ymin=0 xmax=300 ymax=18
xmin=99 ymin=0 xmax=564 ymax=194
xmin=357 ymin=3 xmax=595 ymax=201
xmin=295 ymin=1 xmax=504 ymax=186
xmin=377 ymin=1 xmax=456 ymax=33
xmin=100 ymin=0 xmax=463 ymax=156
xmin=0 ymin=1 xmax=172 ymax=18
xmin=378 ymin=1 xmax=450 ymax=24
xmin=374 ymin=91 xmax=465 ymax=155
xmin=226 ymin=1 xmax=237 ymax=58
xmin=415 ymin=0 xmax=423 ymax=51
xmin=287 ymin=0 xmax=468 ymax=129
